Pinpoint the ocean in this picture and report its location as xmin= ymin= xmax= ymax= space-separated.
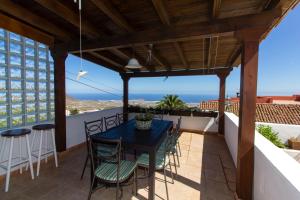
xmin=68 ymin=93 xmax=218 ymax=104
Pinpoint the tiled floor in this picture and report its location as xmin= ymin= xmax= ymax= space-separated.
xmin=0 ymin=132 xmax=236 ymax=200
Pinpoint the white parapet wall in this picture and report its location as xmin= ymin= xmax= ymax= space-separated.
xmin=256 ymin=122 xmax=300 ymax=144
xmin=0 ymin=107 xmax=123 ymax=176
xmin=66 ymin=107 xmax=122 ymax=148
xmin=129 ymin=113 xmax=218 ymax=133
xmin=224 ymin=112 xmax=300 ymax=200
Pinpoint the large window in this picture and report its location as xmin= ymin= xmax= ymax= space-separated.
xmin=0 ymin=29 xmax=54 ymax=129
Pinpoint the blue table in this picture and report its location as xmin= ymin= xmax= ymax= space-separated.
xmin=91 ymin=119 xmax=173 ymax=200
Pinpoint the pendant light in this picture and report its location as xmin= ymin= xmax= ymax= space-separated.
xmin=74 ymin=0 xmax=88 ymax=80
xmin=125 ymin=45 xmax=143 ymax=69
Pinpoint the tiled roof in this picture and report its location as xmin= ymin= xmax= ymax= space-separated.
xmin=200 ymin=102 xmax=300 ymax=125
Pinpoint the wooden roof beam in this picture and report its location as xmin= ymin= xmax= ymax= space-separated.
xmin=90 ymin=0 xmax=156 ymax=72
xmin=76 ymin=52 xmax=126 ymax=73
xmin=0 ymin=12 xmax=54 ymax=45
xmin=0 ymin=0 xmax=71 ymax=41
xmin=88 ymin=52 xmax=124 ymax=68
xmin=152 ymin=0 xmax=188 ymax=69
xmin=211 ymin=0 xmax=222 ymax=19
xmin=173 ymin=42 xmax=188 ymax=68
xmin=64 ymin=9 xmax=282 ymax=53
xmin=90 ymin=0 xmax=134 ymax=32
xmin=122 ymin=67 xmax=233 ymax=78
xmin=33 ymin=0 xmax=102 ymax=38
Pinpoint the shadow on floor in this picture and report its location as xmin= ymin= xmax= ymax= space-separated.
xmin=0 ymin=132 xmax=236 ymax=200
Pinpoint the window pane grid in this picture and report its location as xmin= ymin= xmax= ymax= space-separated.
xmin=0 ymin=29 xmax=54 ymax=130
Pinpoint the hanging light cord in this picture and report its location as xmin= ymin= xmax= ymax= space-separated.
xmin=79 ymin=0 xmax=83 ymax=71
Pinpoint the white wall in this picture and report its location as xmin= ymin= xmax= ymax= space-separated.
xmin=129 ymin=113 xmax=218 ymax=133
xmin=256 ymin=122 xmax=300 ymax=144
xmin=224 ymin=112 xmax=238 ymax=167
xmin=66 ymin=107 xmax=122 ymax=148
xmin=0 ymin=107 xmax=123 ymax=176
xmin=224 ymin=112 xmax=300 ymax=200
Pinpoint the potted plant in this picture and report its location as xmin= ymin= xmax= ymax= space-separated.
xmin=288 ymin=136 xmax=300 ymax=150
xmin=135 ymin=112 xmax=153 ymax=130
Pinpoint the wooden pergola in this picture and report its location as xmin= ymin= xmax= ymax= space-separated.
xmin=0 ymin=0 xmax=298 ymax=199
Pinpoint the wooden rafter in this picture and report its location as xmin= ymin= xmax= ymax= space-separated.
xmin=33 ymin=0 xmax=131 ymax=71
xmin=33 ymin=0 xmax=102 ymax=38
xmin=0 ymin=12 xmax=54 ymax=45
xmin=173 ymin=42 xmax=188 ymax=67
xmin=90 ymin=0 xmax=134 ymax=32
xmin=65 ymin=9 xmax=281 ymax=53
xmin=88 ymin=52 xmax=123 ymax=68
xmin=78 ymin=52 xmax=126 ymax=73
xmin=90 ymin=0 xmax=170 ymax=71
xmin=211 ymin=0 xmax=222 ymax=19
xmin=0 ymin=0 xmax=71 ymax=41
xmin=152 ymin=0 xmax=188 ymax=69
xmin=110 ymin=48 xmax=130 ymax=61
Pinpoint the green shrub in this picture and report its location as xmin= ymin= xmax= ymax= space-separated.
xmin=256 ymin=125 xmax=285 ymax=148
xmin=69 ymin=108 xmax=79 ymax=115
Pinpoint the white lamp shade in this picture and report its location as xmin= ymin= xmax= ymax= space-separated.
xmin=76 ymin=70 xmax=88 ymax=80
xmin=125 ymin=58 xmax=142 ymax=69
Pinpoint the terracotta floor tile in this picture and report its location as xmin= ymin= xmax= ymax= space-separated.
xmin=1 ymin=132 xmax=236 ymax=200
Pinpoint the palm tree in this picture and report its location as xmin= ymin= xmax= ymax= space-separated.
xmin=156 ymin=95 xmax=187 ymax=110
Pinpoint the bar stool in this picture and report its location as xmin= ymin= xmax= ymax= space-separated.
xmin=0 ymin=128 xmax=34 ymax=192
xmin=31 ymin=124 xmax=58 ymax=176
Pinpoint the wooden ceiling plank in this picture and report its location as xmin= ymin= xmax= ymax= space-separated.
xmin=0 ymin=12 xmax=54 ymax=45
xmin=90 ymin=0 xmax=134 ymax=32
xmin=89 ymin=52 xmax=123 ymax=68
xmin=110 ymin=48 xmax=130 ymax=61
xmin=33 ymin=0 xmax=101 ymax=38
xmin=0 ymin=0 xmax=70 ymax=41
xmin=65 ymin=9 xmax=282 ymax=53
xmin=151 ymin=0 xmax=186 ymax=69
xmin=90 ymin=0 xmax=156 ymax=72
xmin=211 ymin=0 xmax=222 ymax=19
xmin=173 ymin=42 xmax=188 ymax=67
xmin=152 ymin=0 xmax=171 ymax=25
xmin=78 ymin=52 xmax=125 ymax=73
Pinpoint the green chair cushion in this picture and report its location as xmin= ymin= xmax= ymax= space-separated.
xmin=94 ymin=160 xmax=136 ymax=182
xmin=137 ymin=153 xmax=169 ymax=170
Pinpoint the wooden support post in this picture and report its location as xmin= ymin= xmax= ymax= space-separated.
xmin=121 ymin=75 xmax=129 ymax=122
xmin=50 ymin=46 xmax=68 ymax=152
xmin=236 ymin=29 xmax=263 ymax=200
xmin=217 ymin=71 xmax=229 ymax=135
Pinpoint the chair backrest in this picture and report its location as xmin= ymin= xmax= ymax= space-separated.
xmin=84 ymin=118 xmax=104 ymax=154
xmin=84 ymin=118 xmax=104 ymax=141
xmin=117 ymin=113 xmax=124 ymax=125
xmin=89 ymin=137 xmax=122 ymax=180
xmin=104 ymin=115 xmax=118 ymax=130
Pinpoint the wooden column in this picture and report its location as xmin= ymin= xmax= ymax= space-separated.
xmin=217 ymin=71 xmax=229 ymax=135
xmin=121 ymin=75 xmax=129 ymax=122
xmin=50 ymin=46 xmax=68 ymax=152
xmin=236 ymin=29 xmax=263 ymax=200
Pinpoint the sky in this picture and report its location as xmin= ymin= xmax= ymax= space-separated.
xmin=66 ymin=4 xmax=300 ymax=97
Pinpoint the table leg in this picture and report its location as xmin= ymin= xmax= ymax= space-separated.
xmin=148 ymin=150 xmax=156 ymax=200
